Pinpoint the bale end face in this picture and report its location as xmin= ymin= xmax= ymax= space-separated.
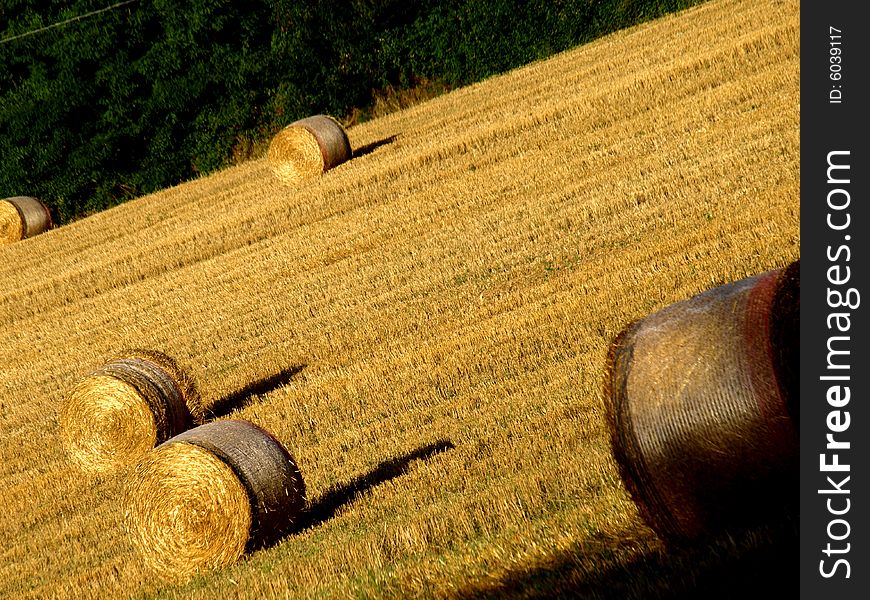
xmin=60 ymin=375 xmax=159 ymax=474
xmin=125 ymin=442 xmax=252 ymax=581
xmin=0 ymin=200 xmax=25 ymax=245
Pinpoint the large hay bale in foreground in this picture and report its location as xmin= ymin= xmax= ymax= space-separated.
xmin=606 ymin=260 xmax=799 ymax=541
xmin=267 ymin=115 xmax=352 ymax=184
xmin=60 ymin=349 xmax=201 ymax=473
xmin=1 ymin=196 xmax=52 ymax=244
xmin=125 ymin=419 xmax=306 ymax=580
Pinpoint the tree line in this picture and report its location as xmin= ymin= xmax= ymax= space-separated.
xmin=0 ymin=0 xmax=701 ymax=224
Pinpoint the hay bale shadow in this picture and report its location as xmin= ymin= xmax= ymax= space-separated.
xmin=207 ymin=364 xmax=306 ymax=419
xmin=265 ymin=440 xmax=455 ymax=546
xmin=458 ymin=518 xmax=798 ymax=599
xmin=352 ymin=134 xmax=398 ymax=159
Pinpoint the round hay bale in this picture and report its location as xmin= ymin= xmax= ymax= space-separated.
xmin=605 ymin=260 xmax=799 ymax=541
xmin=60 ymin=349 xmax=201 ymax=473
xmin=0 ymin=196 xmax=52 ymax=243
xmin=125 ymin=419 xmax=306 ymax=580
xmin=267 ymin=115 xmax=351 ymax=184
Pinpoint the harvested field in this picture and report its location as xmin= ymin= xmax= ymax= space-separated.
xmin=0 ymin=0 xmax=799 ymax=597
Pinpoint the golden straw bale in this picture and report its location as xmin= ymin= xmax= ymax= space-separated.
xmin=0 ymin=200 xmax=24 ymax=245
xmin=267 ymin=115 xmax=352 ymax=184
xmin=60 ymin=349 xmax=200 ymax=474
xmin=125 ymin=419 xmax=306 ymax=580
xmin=0 ymin=196 xmax=52 ymax=243
xmin=126 ymin=442 xmax=251 ymax=581
xmin=605 ymin=260 xmax=799 ymax=541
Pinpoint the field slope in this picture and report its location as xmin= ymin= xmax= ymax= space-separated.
xmin=0 ymin=0 xmax=799 ymax=597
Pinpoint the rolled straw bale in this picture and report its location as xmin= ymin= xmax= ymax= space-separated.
xmin=125 ymin=419 xmax=306 ymax=580
xmin=60 ymin=349 xmax=201 ymax=473
xmin=267 ymin=115 xmax=351 ymax=184
xmin=0 ymin=196 xmax=52 ymax=243
xmin=605 ymin=260 xmax=799 ymax=541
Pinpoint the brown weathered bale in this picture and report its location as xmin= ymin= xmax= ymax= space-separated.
xmin=606 ymin=260 xmax=799 ymax=541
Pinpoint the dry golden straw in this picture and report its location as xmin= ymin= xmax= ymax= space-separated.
xmin=606 ymin=260 xmax=800 ymax=541
xmin=0 ymin=200 xmax=24 ymax=245
xmin=267 ymin=115 xmax=352 ymax=184
xmin=0 ymin=196 xmax=52 ymax=243
xmin=60 ymin=349 xmax=200 ymax=473
xmin=125 ymin=419 xmax=306 ymax=580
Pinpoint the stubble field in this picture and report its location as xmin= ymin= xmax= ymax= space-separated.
xmin=0 ymin=0 xmax=799 ymax=597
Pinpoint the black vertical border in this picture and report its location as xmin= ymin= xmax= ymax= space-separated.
xmin=801 ymin=1 xmax=868 ymax=597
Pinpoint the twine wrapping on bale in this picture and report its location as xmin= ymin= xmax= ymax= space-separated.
xmin=605 ymin=260 xmax=799 ymax=542
xmin=267 ymin=115 xmax=352 ymax=184
xmin=0 ymin=196 xmax=52 ymax=243
xmin=60 ymin=349 xmax=201 ymax=473
xmin=125 ymin=419 xmax=306 ymax=580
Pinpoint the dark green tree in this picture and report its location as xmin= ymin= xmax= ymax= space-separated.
xmin=1 ymin=0 xmax=702 ymax=225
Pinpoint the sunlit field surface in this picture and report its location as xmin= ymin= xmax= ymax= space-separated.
xmin=0 ymin=0 xmax=799 ymax=597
